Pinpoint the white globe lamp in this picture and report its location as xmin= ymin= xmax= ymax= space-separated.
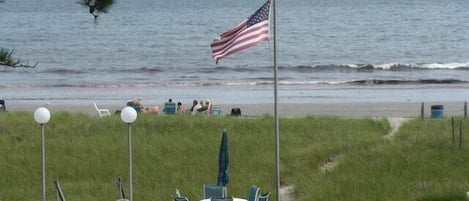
xmin=34 ymin=107 xmax=50 ymax=124
xmin=121 ymin=106 xmax=137 ymax=123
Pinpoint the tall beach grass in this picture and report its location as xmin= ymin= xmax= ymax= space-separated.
xmin=1 ymin=112 xmax=469 ymax=201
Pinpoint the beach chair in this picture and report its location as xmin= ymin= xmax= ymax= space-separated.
xmin=247 ymin=186 xmax=260 ymax=201
xmin=258 ymin=192 xmax=270 ymax=201
xmin=0 ymin=99 xmax=6 ymax=112
xmin=54 ymin=180 xmax=67 ymax=201
xmin=163 ymin=102 xmax=177 ymax=114
xmin=93 ymin=102 xmax=111 ymax=117
xmin=211 ymin=108 xmax=221 ymax=116
xmin=204 ymin=184 xmax=227 ymax=199
xmin=116 ymin=177 xmax=126 ymax=200
xmin=230 ymin=108 xmax=241 ymax=116
xmin=173 ymin=189 xmax=189 ymax=201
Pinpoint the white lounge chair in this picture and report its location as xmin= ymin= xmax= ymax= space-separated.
xmin=174 ymin=189 xmax=189 ymax=201
xmin=93 ymin=102 xmax=111 ymax=117
xmin=55 ymin=180 xmax=66 ymax=201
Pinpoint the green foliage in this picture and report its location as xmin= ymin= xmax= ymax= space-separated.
xmin=1 ymin=113 xmax=469 ymax=201
xmin=0 ymin=47 xmax=18 ymax=67
xmin=0 ymin=47 xmax=37 ymax=68
xmin=94 ymin=0 xmax=114 ymax=13
xmin=77 ymin=0 xmax=115 ymax=13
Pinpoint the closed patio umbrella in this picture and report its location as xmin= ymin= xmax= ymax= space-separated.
xmin=217 ymin=131 xmax=229 ymax=186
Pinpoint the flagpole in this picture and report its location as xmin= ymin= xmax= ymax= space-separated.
xmin=272 ymin=0 xmax=280 ymax=200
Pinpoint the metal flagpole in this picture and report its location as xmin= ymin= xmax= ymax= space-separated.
xmin=271 ymin=0 xmax=280 ymax=200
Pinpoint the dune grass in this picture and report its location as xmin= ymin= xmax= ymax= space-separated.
xmin=0 ymin=112 xmax=469 ymax=201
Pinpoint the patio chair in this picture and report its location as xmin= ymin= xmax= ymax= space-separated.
xmin=247 ymin=185 xmax=260 ymax=201
xmin=93 ymin=102 xmax=111 ymax=117
xmin=204 ymin=184 xmax=227 ymax=199
xmin=116 ymin=177 xmax=126 ymax=200
xmin=163 ymin=102 xmax=177 ymax=114
xmin=54 ymin=180 xmax=66 ymax=201
xmin=0 ymin=99 xmax=6 ymax=112
xmin=258 ymin=192 xmax=270 ymax=201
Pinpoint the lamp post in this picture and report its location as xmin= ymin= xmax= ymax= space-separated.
xmin=34 ymin=107 xmax=51 ymax=201
xmin=120 ymin=106 xmax=137 ymax=201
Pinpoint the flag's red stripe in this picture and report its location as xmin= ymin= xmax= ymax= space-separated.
xmin=214 ymin=37 xmax=269 ymax=64
xmin=211 ymin=22 xmax=268 ymax=50
xmin=211 ymin=23 xmax=269 ymax=56
xmin=212 ymin=32 xmax=269 ymax=60
xmin=212 ymin=33 xmax=269 ymax=61
xmin=219 ymin=20 xmax=248 ymax=38
xmin=212 ymin=29 xmax=269 ymax=58
xmin=211 ymin=26 xmax=248 ymax=49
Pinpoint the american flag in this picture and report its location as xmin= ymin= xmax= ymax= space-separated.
xmin=211 ymin=0 xmax=271 ymax=64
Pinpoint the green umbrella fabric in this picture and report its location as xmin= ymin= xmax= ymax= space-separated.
xmin=217 ymin=131 xmax=229 ymax=186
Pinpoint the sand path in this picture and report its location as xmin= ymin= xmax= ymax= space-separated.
xmin=280 ymin=118 xmax=412 ymax=201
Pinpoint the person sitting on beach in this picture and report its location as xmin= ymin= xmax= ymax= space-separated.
xmin=177 ymin=102 xmax=185 ymax=113
xmin=204 ymin=99 xmax=213 ymax=115
xmin=197 ymin=100 xmax=206 ymax=112
xmin=192 ymin=100 xmax=203 ymax=115
xmin=127 ymin=98 xmax=159 ymax=114
xmin=145 ymin=106 xmax=160 ymax=114
xmin=190 ymin=99 xmax=198 ymax=112
xmin=126 ymin=98 xmax=144 ymax=113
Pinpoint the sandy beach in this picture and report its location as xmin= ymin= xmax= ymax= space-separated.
xmin=4 ymin=101 xmax=468 ymax=118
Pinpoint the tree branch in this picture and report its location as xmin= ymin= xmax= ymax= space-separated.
xmin=0 ymin=48 xmax=38 ymax=68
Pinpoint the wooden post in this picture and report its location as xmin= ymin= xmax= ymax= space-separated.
xmin=464 ymin=101 xmax=467 ymax=120
xmin=452 ymin=116 xmax=455 ymax=144
xmin=421 ymin=102 xmax=424 ymax=120
xmin=459 ymin=120 xmax=463 ymax=150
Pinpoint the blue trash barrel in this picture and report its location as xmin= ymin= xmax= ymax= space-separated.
xmin=431 ymin=105 xmax=444 ymax=118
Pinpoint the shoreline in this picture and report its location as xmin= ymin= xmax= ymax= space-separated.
xmin=4 ymin=101 xmax=468 ymax=118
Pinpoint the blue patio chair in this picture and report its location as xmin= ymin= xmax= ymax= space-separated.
xmin=204 ymin=184 xmax=227 ymax=199
xmin=163 ymin=102 xmax=177 ymax=114
xmin=258 ymin=192 xmax=270 ymax=201
xmin=247 ymin=185 xmax=260 ymax=201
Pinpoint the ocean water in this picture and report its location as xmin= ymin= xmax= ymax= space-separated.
xmin=1 ymin=0 xmax=469 ymax=107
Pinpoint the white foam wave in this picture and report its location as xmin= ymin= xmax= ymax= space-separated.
xmin=279 ymin=80 xmax=349 ymax=85
xmin=420 ymin=62 xmax=469 ymax=69
xmin=354 ymin=62 xmax=469 ymax=70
